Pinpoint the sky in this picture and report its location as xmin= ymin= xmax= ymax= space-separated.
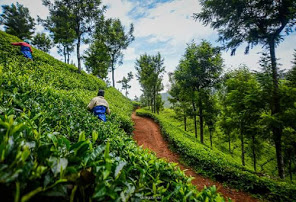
xmin=1 ymin=0 xmax=295 ymax=99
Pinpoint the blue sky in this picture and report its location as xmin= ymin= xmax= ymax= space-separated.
xmin=1 ymin=0 xmax=295 ymax=99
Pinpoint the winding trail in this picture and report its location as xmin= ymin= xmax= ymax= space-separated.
xmin=132 ymin=112 xmax=257 ymax=202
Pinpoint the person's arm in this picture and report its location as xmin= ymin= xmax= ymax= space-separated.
xmin=11 ymin=42 xmax=23 ymax=46
xmin=106 ymin=107 xmax=110 ymax=115
xmin=87 ymin=99 xmax=95 ymax=111
xmin=29 ymin=46 xmax=33 ymax=53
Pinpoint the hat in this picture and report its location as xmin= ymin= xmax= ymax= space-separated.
xmin=98 ymin=90 xmax=105 ymax=97
xmin=24 ymin=39 xmax=31 ymax=44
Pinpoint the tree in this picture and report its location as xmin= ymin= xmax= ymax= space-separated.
xmin=40 ymin=0 xmax=76 ymax=64
xmin=32 ymin=33 xmax=53 ymax=53
xmin=195 ymin=0 xmax=296 ymax=179
xmin=168 ymin=72 xmax=192 ymax=131
xmin=135 ymin=53 xmax=165 ymax=113
xmin=156 ymin=94 xmax=164 ymax=114
xmin=203 ymin=91 xmax=219 ymax=148
xmin=95 ymin=18 xmax=134 ymax=87
xmin=84 ymin=40 xmax=110 ymax=79
xmin=43 ymin=0 xmax=105 ymax=72
xmin=0 ymin=3 xmax=35 ymax=39
xmin=174 ymin=41 xmax=223 ymax=143
xmin=224 ymin=67 xmax=264 ymax=168
xmin=117 ymin=72 xmax=133 ymax=97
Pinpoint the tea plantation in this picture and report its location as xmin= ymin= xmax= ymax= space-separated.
xmin=136 ymin=108 xmax=296 ymax=201
xmin=0 ymin=31 xmax=224 ymax=201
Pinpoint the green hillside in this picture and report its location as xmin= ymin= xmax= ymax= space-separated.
xmin=0 ymin=31 xmax=226 ymax=201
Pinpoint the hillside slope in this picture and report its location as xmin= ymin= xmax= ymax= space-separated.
xmin=0 ymin=31 xmax=223 ymax=201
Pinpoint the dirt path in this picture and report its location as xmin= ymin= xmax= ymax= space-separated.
xmin=132 ymin=112 xmax=257 ymax=202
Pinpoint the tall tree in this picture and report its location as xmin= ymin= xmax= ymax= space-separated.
xmin=43 ymin=0 xmax=105 ymax=72
xmin=195 ymin=0 xmax=296 ymax=179
xmin=203 ymin=91 xmax=219 ymax=148
xmin=40 ymin=0 xmax=76 ymax=64
xmin=84 ymin=40 xmax=110 ymax=79
xmin=168 ymin=72 xmax=192 ymax=131
xmin=135 ymin=53 xmax=165 ymax=113
xmin=224 ymin=67 xmax=264 ymax=167
xmin=0 ymin=3 xmax=35 ymax=39
xmin=95 ymin=18 xmax=134 ymax=87
xmin=174 ymin=41 xmax=223 ymax=143
xmin=117 ymin=72 xmax=133 ymax=97
xmin=32 ymin=33 xmax=53 ymax=53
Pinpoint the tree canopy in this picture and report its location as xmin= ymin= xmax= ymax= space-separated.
xmin=194 ymin=0 xmax=296 ymax=179
xmin=32 ymin=33 xmax=53 ymax=53
xmin=0 ymin=2 xmax=35 ymax=40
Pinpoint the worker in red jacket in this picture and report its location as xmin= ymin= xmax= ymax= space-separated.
xmin=11 ymin=39 xmax=33 ymax=60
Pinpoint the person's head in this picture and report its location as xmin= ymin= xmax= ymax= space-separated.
xmin=24 ymin=39 xmax=31 ymax=44
xmin=98 ymin=90 xmax=105 ymax=97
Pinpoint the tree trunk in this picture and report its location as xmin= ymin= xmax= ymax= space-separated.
xmin=240 ymin=123 xmax=245 ymax=166
xmin=67 ymin=46 xmax=70 ymax=64
xmin=184 ymin=115 xmax=187 ymax=131
xmin=111 ymin=57 xmax=115 ymax=87
xmin=252 ymin=134 xmax=257 ymax=172
xmin=269 ymin=38 xmax=284 ymax=179
xmin=198 ymin=95 xmax=204 ymax=144
xmin=63 ymin=46 xmax=66 ymax=63
xmin=77 ymin=35 xmax=81 ymax=73
xmin=192 ymin=101 xmax=197 ymax=139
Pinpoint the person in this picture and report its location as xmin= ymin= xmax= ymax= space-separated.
xmin=87 ymin=90 xmax=110 ymax=122
xmin=11 ymin=39 xmax=33 ymax=60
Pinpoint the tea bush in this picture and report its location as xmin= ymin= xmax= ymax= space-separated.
xmin=0 ymin=31 xmax=224 ymax=201
xmin=136 ymin=109 xmax=296 ymax=201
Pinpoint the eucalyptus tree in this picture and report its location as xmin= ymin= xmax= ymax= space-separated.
xmin=0 ymin=3 xmax=35 ymax=39
xmin=84 ymin=40 xmax=110 ymax=79
xmin=135 ymin=53 xmax=165 ymax=113
xmin=224 ymin=67 xmax=264 ymax=167
xmin=203 ymin=91 xmax=219 ymax=148
xmin=43 ymin=0 xmax=105 ymax=72
xmin=168 ymin=72 xmax=192 ymax=131
xmin=95 ymin=18 xmax=134 ymax=87
xmin=174 ymin=41 xmax=223 ymax=143
xmin=117 ymin=72 xmax=133 ymax=97
xmin=32 ymin=33 xmax=53 ymax=53
xmin=195 ymin=0 xmax=296 ymax=178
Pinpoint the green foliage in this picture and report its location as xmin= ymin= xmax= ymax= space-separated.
xmin=135 ymin=53 xmax=165 ymax=113
xmin=195 ymin=0 xmax=296 ymax=179
xmin=117 ymin=72 xmax=133 ymax=97
xmin=42 ymin=0 xmax=105 ymax=71
xmin=84 ymin=39 xmax=110 ymax=79
xmin=0 ymin=2 xmax=35 ymax=40
xmin=93 ymin=18 xmax=134 ymax=87
xmin=174 ymin=40 xmax=223 ymax=143
xmin=0 ymin=31 xmax=224 ymax=201
xmin=137 ymin=108 xmax=296 ymax=201
xmin=32 ymin=33 xmax=53 ymax=53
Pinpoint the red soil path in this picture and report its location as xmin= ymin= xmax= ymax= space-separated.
xmin=132 ymin=112 xmax=258 ymax=202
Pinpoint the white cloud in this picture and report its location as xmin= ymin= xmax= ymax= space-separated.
xmin=102 ymin=0 xmax=134 ymax=27
xmin=134 ymin=0 xmax=214 ymax=45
